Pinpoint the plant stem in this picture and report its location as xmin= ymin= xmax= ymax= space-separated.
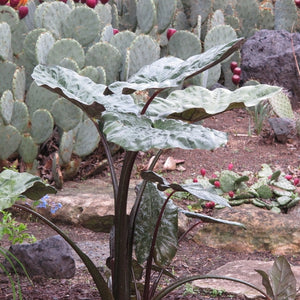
xmin=143 ymin=191 xmax=175 ymax=300
xmin=113 ymin=151 xmax=138 ymax=300
xmin=97 ymin=121 xmax=118 ymax=201
xmin=140 ymin=89 xmax=165 ymax=115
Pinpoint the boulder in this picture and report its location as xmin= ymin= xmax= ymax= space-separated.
xmin=37 ymin=179 xmax=137 ymax=233
xmin=193 ymin=205 xmax=300 ymax=255
xmin=193 ymin=260 xmax=300 ymax=299
xmin=268 ymin=117 xmax=297 ymax=143
xmin=241 ymin=29 xmax=300 ymax=107
xmin=3 ymin=235 xmax=75 ymax=279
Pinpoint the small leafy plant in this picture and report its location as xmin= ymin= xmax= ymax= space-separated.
xmin=188 ymin=163 xmax=300 ymax=213
xmin=0 ymin=210 xmax=36 ymax=245
xmin=11 ymin=38 xmax=284 ymax=299
xmin=0 ymin=169 xmax=56 ymax=300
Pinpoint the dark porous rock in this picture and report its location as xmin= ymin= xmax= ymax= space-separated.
xmin=268 ymin=117 xmax=297 ymax=143
xmin=193 ymin=205 xmax=300 ymax=255
xmin=241 ymin=29 xmax=300 ymax=107
xmin=3 ymin=235 xmax=75 ymax=279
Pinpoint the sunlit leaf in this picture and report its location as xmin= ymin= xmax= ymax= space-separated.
xmin=145 ymin=85 xmax=282 ymax=122
xmin=107 ymin=38 xmax=244 ymax=94
xmin=32 ymin=65 xmax=140 ymax=118
xmin=100 ymin=112 xmax=227 ymax=151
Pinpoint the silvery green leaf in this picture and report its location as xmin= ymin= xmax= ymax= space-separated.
xmin=145 ymin=85 xmax=282 ymax=122
xmin=100 ymin=112 xmax=227 ymax=151
xmin=32 ymin=65 xmax=139 ymax=118
xmin=107 ymin=38 xmax=244 ymax=94
xmin=134 ymin=182 xmax=178 ymax=266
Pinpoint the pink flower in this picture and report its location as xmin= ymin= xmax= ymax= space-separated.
xmin=228 ymin=163 xmax=233 ymax=170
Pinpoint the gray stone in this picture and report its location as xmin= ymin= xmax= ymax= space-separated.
xmin=268 ymin=117 xmax=297 ymax=143
xmin=241 ymin=29 xmax=300 ymax=107
xmin=3 ymin=235 xmax=75 ymax=279
xmin=193 ymin=260 xmax=300 ymax=299
xmin=193 ymin=204 xmax=300 ymax=255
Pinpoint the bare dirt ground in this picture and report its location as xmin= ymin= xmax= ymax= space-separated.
xmin=1 ymin=108 xmax=300 ymax=299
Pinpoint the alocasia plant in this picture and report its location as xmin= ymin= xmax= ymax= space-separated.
xmin=27 ymin=38 xmax=284 ymax=299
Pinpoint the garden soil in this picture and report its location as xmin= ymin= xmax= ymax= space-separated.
xmin=1 ymin=108 xmax=300 ymax=299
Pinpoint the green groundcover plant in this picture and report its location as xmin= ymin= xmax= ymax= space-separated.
xmin=2 ymin=38 xmax=296 ymax=299
xmin=0 ymin=169 xmax=56 ymax=299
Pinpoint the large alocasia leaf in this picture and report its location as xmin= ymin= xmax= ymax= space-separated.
xmin=134 ymin=182 xmax=178 ymax=267
xmin=99 ymin=112 xmax=227 ymax=151
xmin=0 ymin=169 xmax=56 ymax=210
xmin=141 ymin=170 xmax=230 ymax=207
xmin=145 ymin=85 xmax=282 ymax=122
xmin=107 ymin=38 xmax=244 ymax=94
xmin=32 ymin=65 xmax=140 ymax=118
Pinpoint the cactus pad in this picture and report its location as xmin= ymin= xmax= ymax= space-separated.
xmin=11 ymin=101 xmax=29 ymax=133
xmin=47 ymin=38 xmax=85 ymax=69
xmin=0 ymin=61 xmax=17 ymax=95
xmin=79 ymin=66 xmax=100 ymax=83
xmin=275 ymin=0 xmax=298 ymax=31
xmin=124 ymin=35 xmax=160 ymax=80
xmin=58 ymin=58 xmax=80 ymax=72
xmin=35 ymin=31 xmax=55 ymax=64
xmin=0 ymin=22 xmax=12 ymax=61
xmin=23 ymin=28 xmax=48 ymax=65
xmin=157 ymin=0 xmax=177 ymax=33
xmin=59 ymin=130 xmax=74 ymax=165
xmin=256 ymin=184 xmax=273 ymax=199
xmin=268 ymin=91 xmax=294 ymax=119
xmin=73 ymin=117 xmax=100 ymax=157
xmin=18 ymin=134 xmax=38 ymax=164
xmin=12 ymin=67 xmax=26 ymax=101
xmin=0 ymin=125 xmax=21 ymax=160
xmin=0 ymin=6 xmax=19 ymax=31
xmin=168 ymin=31 xmax=201 ymax=60
xmin=136 ymin=0 xmax=156 ymax=34
xmin=95 ymin=3 xmax=112 ymax=32
xmin=39 ymin=1 xmax=71 ymax=38
xmin=85 ymin=42 xmax=122 ymax=84
xmin=51 ymin=98 xmax=83 ymax=131
xmin=63 ymin=6 xmax=101 ymax=46
xmin=0 ymin=90 xmax=14 ymax=125
xmin=26 ymin=81 xmax=59 ymax=116
xmin=30 ymin=109 xmax=54 ymax=144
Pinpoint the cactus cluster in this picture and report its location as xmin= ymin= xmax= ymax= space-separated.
xmin=192 ymin=164 xmax=300 ymax=213
xmin=1 ymin=0 xmax=299 ymax=184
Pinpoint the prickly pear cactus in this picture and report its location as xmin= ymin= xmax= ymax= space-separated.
xmin=85 ymin=42 xmax=122 ymax=84
xmin=136 ymin=0 xmax=156 ymax=34
xmin=274 ymin=0 xmax=298 ymax=31
xmin=123 ymin=35 xmax=160 ymax=80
